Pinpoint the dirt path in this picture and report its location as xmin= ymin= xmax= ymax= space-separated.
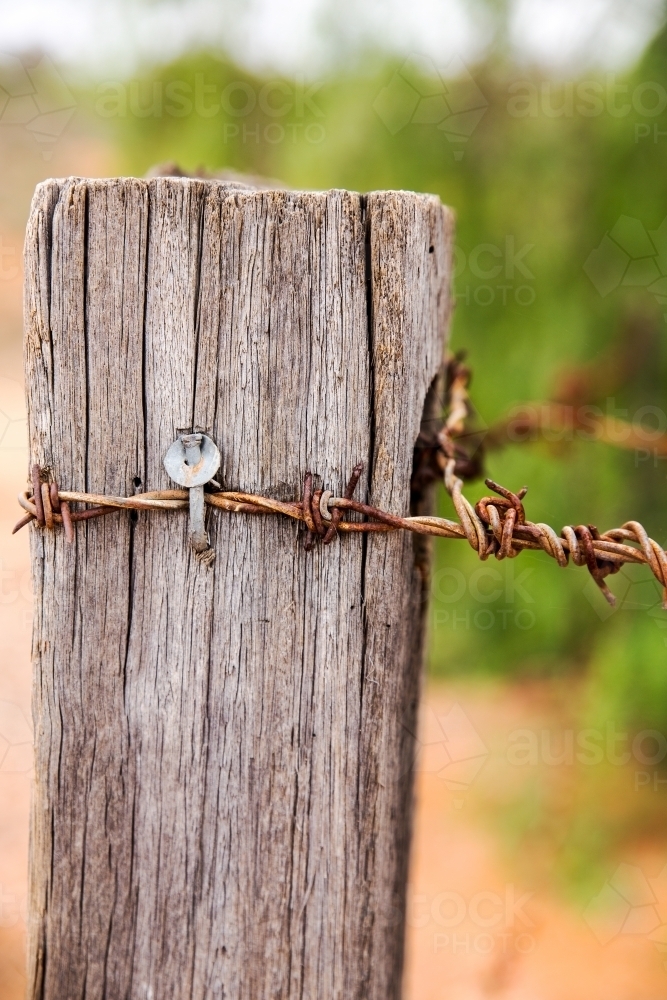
xmin=404 ymin=683 xmax=667 ymax=999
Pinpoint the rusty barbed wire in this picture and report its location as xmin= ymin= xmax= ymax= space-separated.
xmin=14 ymin=358 xmax=667 ymax=608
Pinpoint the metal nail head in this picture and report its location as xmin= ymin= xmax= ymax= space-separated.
xmin=164 ymin=432 xmax=221 ymax=555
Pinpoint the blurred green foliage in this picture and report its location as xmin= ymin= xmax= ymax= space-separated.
xmin=82 ymin=31 xmax=667 ymax=728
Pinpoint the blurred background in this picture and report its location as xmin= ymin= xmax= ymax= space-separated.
xmin=1 ymin=0 xmax=667 ymax=996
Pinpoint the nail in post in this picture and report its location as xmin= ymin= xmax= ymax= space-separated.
xmin=163 ymin=430 xmax=221 ymax=556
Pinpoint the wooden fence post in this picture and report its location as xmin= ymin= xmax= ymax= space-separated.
xmin=24 ymin=178 xmax=453 ymax=999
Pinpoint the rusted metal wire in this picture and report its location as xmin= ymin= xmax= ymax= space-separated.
xmin=14 ymin=448 xmax=667 ymax=608
xmin=15 ymin=351 xmax=667 ymax=608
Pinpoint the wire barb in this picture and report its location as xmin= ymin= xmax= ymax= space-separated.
xmin=14 ymin=462 xmax=667 ymax=608
xmin=15 ymin=353 xmax=667 ymax=610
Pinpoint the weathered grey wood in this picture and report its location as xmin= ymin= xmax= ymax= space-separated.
xmin=24 ymin=178 xmax=453 ymax=1000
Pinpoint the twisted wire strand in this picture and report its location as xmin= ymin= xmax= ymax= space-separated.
xmin=14 ymin=457 xmax=667 ymax=608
